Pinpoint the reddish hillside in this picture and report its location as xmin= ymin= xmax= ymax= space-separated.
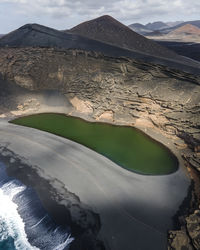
xmin=69 ymin=15 xmax=177 ymax=59
xmin=169 ymin=24 xmax=200 ymax=35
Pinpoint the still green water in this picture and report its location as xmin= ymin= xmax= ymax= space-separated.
xmin=11 ymin=113 xmax=178 ymax=175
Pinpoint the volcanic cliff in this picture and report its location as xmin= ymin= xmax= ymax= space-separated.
xmin=0 ymin=16 xmax=200 ymax=250
xmin=0 ymin=47 xmax=200 ymax=249
xmin=1 ymin=20 xmax=200 ymax=75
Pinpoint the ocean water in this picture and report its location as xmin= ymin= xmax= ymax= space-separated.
xmin=0 ymin=161 xmax=73 ymax=250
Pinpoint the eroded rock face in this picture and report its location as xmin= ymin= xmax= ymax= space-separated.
xmin=70 ymin=96 xmax=93 ymax=114
xmin=0 ymin=47 xmax=199 ymax=151
xmin=186 ymin=210 xmax=200 ymax=249
xmin=96 ymin=111 xmax=114 ymax=122
xmin=169 ymin=209 xmax=200 ymax=250
xmin=0 ymin=47 xmax=199 ymax=249
xmin=0 ymin=48 xmax=199 ymax=163
xmin=168 ymin=230 xmax=194 ymax=250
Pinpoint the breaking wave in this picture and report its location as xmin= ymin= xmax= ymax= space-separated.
xmin=0 ymin=162 xmax=73 ymax=250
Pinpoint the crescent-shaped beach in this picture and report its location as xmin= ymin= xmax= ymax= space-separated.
xmin=0 ymin=119 xmax=190 ymax=250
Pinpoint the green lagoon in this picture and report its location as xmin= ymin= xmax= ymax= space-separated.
xmin=11 ymin=113 xmax=178 ymax=175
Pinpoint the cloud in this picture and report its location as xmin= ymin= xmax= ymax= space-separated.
xmin=0 ymin=0 xmax=200 ymax=29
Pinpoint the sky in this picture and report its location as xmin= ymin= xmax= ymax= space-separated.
xmin=0 ymin=0 xmax=199 ymax=34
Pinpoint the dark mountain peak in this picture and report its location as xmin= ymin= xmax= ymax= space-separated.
xmin=91 ymin=15 xmax=131 ymax=29
xmin=70 ymin=14 xmax=131 ymax=34
xmin=20 ymin=23 xmax=39 ymax=29
xmin=87 ymin=15 xmax=121 ymax=23
xmin=0 ymin=18 xmax=199 ymax=75
xmin=94 ymin=15 xmax=115 ymax=22
xmin=16 ymin=23 xmax=53 ymax=33
xmin=0 ymin=23 xmax=69 ymax=48
xmin=0 ymin=23 xmax=71 ymax=46
xmin=69 ymin=15 xmax=178 ymax=59
xmin=18 ymin=23 xmax=60 ymax=35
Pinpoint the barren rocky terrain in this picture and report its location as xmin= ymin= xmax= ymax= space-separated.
xmin=156 ymin=42 xmax=200 ymax=62
xmin=0 ymin=47 xmax=199 ymax=249
xmin=1 ymin=19 xmax=200 ymax=76
xmin=69 ymin=15 xmax=176 ymax=58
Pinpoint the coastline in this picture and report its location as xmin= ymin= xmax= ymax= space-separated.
xmin=0 ymin=145 xmax=104 ymax=250
xmin=0 ymin=118 xmax=189 ymax=249
xmin=0 ymin=44 xmax=199 ymax=249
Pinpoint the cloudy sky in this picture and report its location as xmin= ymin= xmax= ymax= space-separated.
xmin=0 ymin=0 xmax=199 ymax=33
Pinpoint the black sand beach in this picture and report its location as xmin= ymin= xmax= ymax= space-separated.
xmin=0 ymin=119 xmax=191 ymax=250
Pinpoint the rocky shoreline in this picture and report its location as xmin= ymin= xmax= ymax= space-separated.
xmin=0 ymin=47 xmax=199 ymax=249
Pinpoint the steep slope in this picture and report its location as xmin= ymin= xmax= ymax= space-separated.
xmin=69 ymin=15 xmax=178 ymax=59
xmin=157 ymin=42 xmax=200 ymax=62
xmin=0 ymin=23 xmax=83 ymax=48
xmin=0 ymin=46 xmax=199 ymax=155
xmin=0 ymin=46 xmax=200 ymax=250
xmin=0 ymin=22 xmax=200 ymax=75
xmin=0 ymin=23 xmax=160 ymax=58
xmin=0 ymin=46 xmax=199 ymax=180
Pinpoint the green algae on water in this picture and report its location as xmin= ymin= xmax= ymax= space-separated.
xmin=11 ymin=113 xmax=178 ymax=175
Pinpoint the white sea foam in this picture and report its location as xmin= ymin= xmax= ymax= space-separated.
xmin=30 ymin=215 xmax=48 ymax=229
xmin=0 ymin=179 xmax=74 ymax=250
xmin=0 ymin=182 xmax=40 ymax=250
xmin=54 ymin=234 xmax=74 ymax=250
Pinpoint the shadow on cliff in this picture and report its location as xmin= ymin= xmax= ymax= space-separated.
xmin=0 ymin=76 xmax=73 ymax=114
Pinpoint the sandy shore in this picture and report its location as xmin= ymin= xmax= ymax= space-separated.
xmin=0 ymin=119 xmax=190 ymax=250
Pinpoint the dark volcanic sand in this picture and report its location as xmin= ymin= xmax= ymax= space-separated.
xmin=0 ymin=120 xmax=191 ymax=250
xmin=157 ymin=41 xmax=200 ymax=62
xmin=0 ymin=146 xmax=105 ymax=250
